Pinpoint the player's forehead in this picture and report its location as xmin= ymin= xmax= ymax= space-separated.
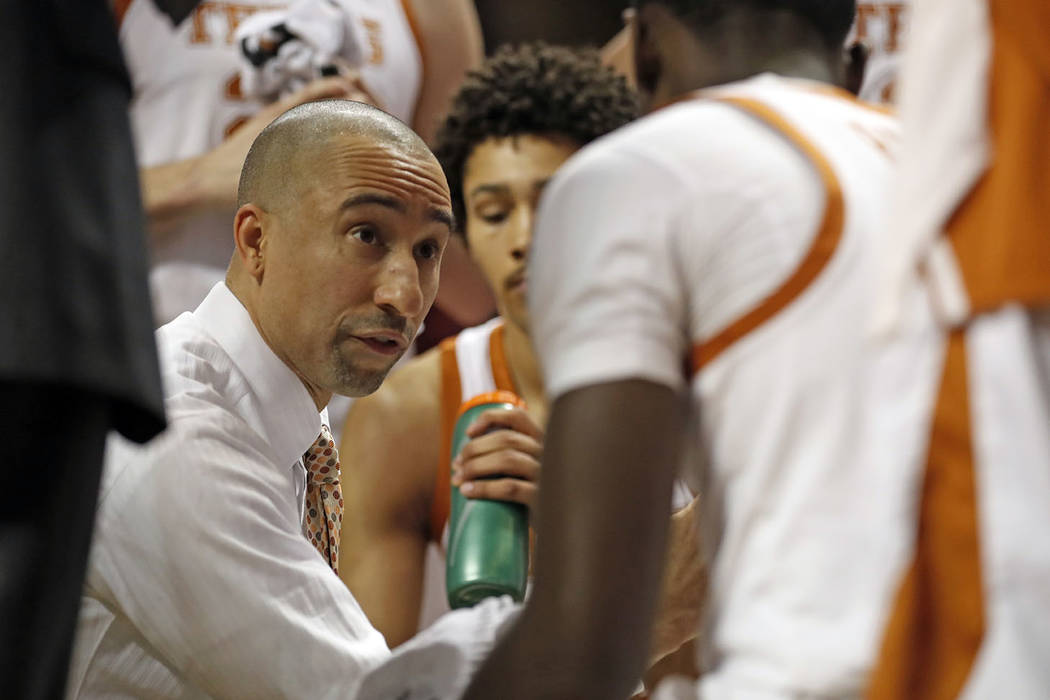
xmin=464 ymin=134 xmax=578 ymax=195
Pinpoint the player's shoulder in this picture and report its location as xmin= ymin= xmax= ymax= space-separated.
xmin=571 ymin=96 xmax=743 ymax=171
xmin=720 ymin=74 xmax=901 ymax=143
xmin=555 ymin=81 xmax=810 ymax=193
xmin=346 ymin=346 xmax=443 ymax=438
xmin=542 ymin=90 xmax=793 ymax=221
xmin=339 ymin=346 xmax=444 ymax=522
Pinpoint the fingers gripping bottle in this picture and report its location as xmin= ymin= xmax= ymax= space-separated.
xmin=446 ymin=391 xmax=530 ymax=609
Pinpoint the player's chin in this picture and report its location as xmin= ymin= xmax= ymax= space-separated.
xmin=504 ymin=301 xmax=532 ymax=333
xmin=330 ymin=353 xmax=399 ymax=397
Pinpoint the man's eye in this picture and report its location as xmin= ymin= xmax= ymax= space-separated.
xmin=351 ymin=227 xmax=379 ymax=245
xmin=481 ymin=211 xmax=509 ymax=225
xmin=416 ymin=241 xmax=440 ymax=260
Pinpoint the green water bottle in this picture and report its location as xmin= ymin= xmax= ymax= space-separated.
xmin=446 ymin=391 xmax=530 ymax=609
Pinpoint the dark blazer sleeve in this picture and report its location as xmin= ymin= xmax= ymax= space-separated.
xmin=0 ymin=1 xmax=165 ymax=442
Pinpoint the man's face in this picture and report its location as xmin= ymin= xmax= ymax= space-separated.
xmin=257 ymin=135 xmax=452 ymax=398
xmin=462 ymin=135 xmax=578 ymax=332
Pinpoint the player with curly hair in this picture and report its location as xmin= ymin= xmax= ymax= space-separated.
xmin=336 ymin=45 xmax=701 ymax=669
xmin=433 ymin=42 xmax=641 ymax=233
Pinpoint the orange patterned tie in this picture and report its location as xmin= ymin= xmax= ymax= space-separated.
xmin=302 ymin=424 xmax=343 ymax=573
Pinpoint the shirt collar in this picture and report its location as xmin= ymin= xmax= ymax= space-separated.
xmin=194 ymin=282 xmax=322 ymax=469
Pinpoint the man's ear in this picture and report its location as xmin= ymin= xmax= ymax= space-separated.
xmin=633 ymin=6 xmax=663 ymax=106
xmin=233 ymin=203 xmax=268 ymax=282
xmin=843 ymin=41 xmax=871 ymax=96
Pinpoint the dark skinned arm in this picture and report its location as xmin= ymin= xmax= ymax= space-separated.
xmin=463 ymin=379 xmax=684 ymax=700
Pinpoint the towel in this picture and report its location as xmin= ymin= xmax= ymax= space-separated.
xmin=235 ymin=0 xmax=370 ymax=99
xmin=871 ymin=0 xmax=991 ymax=335
xmin=352 ymin=596 xmax=521 ymax=700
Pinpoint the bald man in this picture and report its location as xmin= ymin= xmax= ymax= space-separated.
xmin=66 ymin=100 xmax=453 ymax=699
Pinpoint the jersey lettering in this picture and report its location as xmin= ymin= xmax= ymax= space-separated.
xmin=854 ymin=3 xmax=908 ymax=54
xmin=189 ymin=2 xmax=275 ymax=45
xmin=362 ymin=18 xmax=384 ymax=65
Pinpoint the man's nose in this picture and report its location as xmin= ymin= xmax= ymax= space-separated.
xmin=373 ymin=250 xmax=425 ymax=319
xmin=510 ymin=206 xmax=533 ymax=262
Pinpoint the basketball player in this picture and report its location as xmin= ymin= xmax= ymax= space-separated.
xmin=867 ymin=1 xmax=1050 ymax=698
xmin=338 ymin=42 xmax=631 ymax=643
xmin=115 ymin=0 xmax=490 ymax=326
xmin=602 ymin=5 xmax=888 ymax=100
xmin=463 ymin=1 xmax=941 ymax=698
xmin=338 ymin=44 xmax=703 ymax=671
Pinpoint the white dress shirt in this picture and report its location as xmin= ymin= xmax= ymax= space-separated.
xmin=67 ymin=282 xmax=390 ymax=699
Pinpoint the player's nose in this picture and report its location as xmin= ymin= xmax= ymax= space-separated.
xmin=510 ymin=205 xmax=534 ymax=261
xmin=373 ymin=249 xmax=424 ymax=318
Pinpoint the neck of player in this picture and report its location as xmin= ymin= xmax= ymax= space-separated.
xmin=645 ymin=8 xmax=843 ymax=107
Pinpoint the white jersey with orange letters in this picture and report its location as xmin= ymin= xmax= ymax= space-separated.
xmin=117 ymin=0 xmax=422 ymax=324
xmin=530 ymin=73 xmax=941 ymax=698
xmin=847 ymin=1 xmax=912 ymax=104
xmin=867 ymin=1 xmax=1050 ymax=698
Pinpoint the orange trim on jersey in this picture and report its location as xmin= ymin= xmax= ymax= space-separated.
xmin=796 ymin=81 xmax=897 ymax=117
xmin=690 ymin=96 xmax=845 ymax=374
xmin=113 ymin=0 xmax=134 ymax=30
xmin=866 ymin=330 xmax=985 ymax=700
xmin=486 ymin=326 xmax=535 ymax=566
xmin=939 ymin=0 xmax=1050 ymax=315
xmin=430 ymin=337 xmax=461 ymax=542
xmin=429 ymin=324 xmax=520 ymax=542
xmin=659 ymin=80 xmax=896 ymax=118
xmin=489 ymin=324 xmax=518 ymax=393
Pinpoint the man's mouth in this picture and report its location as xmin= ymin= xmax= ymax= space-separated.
xmin=506 ymin=271 xmax=527 ymax=293
xmin=351 ymin=331 xmax=408 ymax=356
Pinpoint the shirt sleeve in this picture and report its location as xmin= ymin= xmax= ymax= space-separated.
xmin=93 ymin=412 xmax=389 ymax=698
xmin=529 ymin=144 xmax=690 ymax=399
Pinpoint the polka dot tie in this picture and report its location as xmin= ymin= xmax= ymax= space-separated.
xmin=302 ymin=424 xmax=343 ymax=574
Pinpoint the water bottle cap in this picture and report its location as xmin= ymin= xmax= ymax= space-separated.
xmin=455 ymin=391 xmax=526 ymax=419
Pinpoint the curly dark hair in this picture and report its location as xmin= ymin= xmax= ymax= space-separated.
xmin=434 ymin=42 xmax=639 ymax=232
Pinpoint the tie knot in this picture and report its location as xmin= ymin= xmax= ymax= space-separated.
xmin=303 ymin=424 xmax=340 ymax=484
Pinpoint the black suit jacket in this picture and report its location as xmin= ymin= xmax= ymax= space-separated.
xmin=0 ymin=1 xmax=165 ymax=442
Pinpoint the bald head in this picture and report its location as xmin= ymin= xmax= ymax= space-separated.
xmin=237 ymin=100 xmax=431 ymax=212
xmin=227 ymin=98 xmax=452 ymax=408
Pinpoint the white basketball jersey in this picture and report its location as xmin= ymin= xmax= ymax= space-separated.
xmin=118 ymin=0 xmax=422 ymax=324
xmin=531 ymin=74 xmax=941 ymax=697
xmin=683 ymin=78 xmax=938 ymax=699
xmin=450 ymin=317 xmax=507 ymax=404
xmin=847 ymin=1 xmax=912 ymax=104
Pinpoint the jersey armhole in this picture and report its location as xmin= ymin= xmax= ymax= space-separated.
xmin=399 ymin=0 xmax=426 ymax=79
xmin=488 ymin=323 xmax=517 ymax=394
xmin=429 ymin=337 xmax=461 ymax=542
xmin=689 ymin=95 xmax=846 ymax=376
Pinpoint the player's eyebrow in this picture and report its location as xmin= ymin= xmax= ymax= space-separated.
xmin=533 ymin=177 xmax=553 ymax=194
xmin=469 ymin=183 xmax=511 ymax=198
xmin=471 ymin=177 xmax=554 ymax=199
